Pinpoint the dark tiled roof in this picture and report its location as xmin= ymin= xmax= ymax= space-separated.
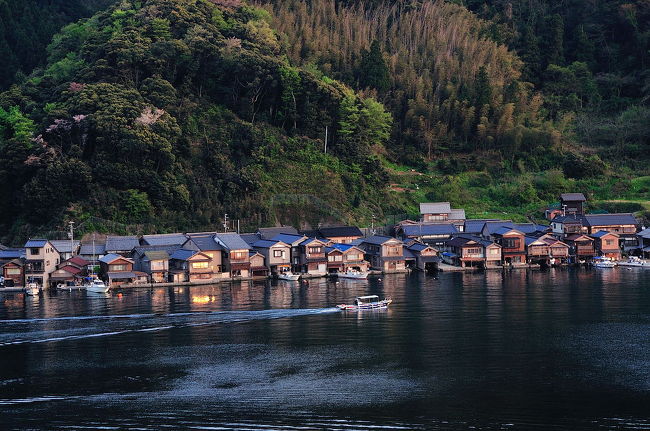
xmin=401 ymin=224 xmax=458 ymax=236
xmin=560 ymin=193 xmax=586 ymax=201
xmin=552 ymin=215 xmax=584 ymax=224
xmin=170 ymin=249 xmax=198 ymax=260
xmin=449 ymin=209 xmax=466 ymax=220
xmin=0 ymin=248 xmax=25 ymax=259
xmin=105 ymin=235 xmax=140 ymax=252
xmin=272 ymin=233 xmax=307 ymax=245
xmin=584 ymin=213 xmax=638 ymax=227
xmin=513 ymin=223 xmax=550 ymax=234
xmin=493 ymin=226 xmax=523 ymax=236
xmin=99 ymin=253 xmax=132 ymax=264
xmin=318 ymin=226 xmax=363 ymax=238
xmin=141 ymin=233 xmax=188 ymax=246
xmin=143 ymin=251 xmax=169 ymax=260
xmin=66 ymin=256 xmax=89 ymax=267
xmin=214 ymin=233 xmax=251 ymax=251
xmin=638 ymin=228 xmax=650 ymax=238
xmin=79 ymin=243 xmax=106 ymax=256
xmin=252 ymin=239 xmax=287 ymax=248
xmin=187 ymin=235 xmax=223 ymax=251
xmin=419 ymin=202 xmax=451 ymax=214
xmin=447 ymin=237 xmax=480 ymax=248
xmin=257 ymin=226 xmax=298 ymax=240
xmin=362 ymin=235 xmax=402 ymax=245
xmin=482 ymin=221 xmax=514 ymax=234
xmin=25 ymin=239 xmax=48 ymax=248
xmin=50 ymin=240 xmax=80 ymax=254
xmin=590 ymin=231 xmax=618 ymax=238
xmin=403 ymin=248 xmax=416 ymax=258
xmin=464 ymin=219 xmax=499 ymax=234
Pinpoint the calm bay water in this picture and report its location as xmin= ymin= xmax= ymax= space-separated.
xmin=1 ymin=268 xmax=649 ymax=430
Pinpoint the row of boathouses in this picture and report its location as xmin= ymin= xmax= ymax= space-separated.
xmin=0 ymin=193 xmax=648 ymax=288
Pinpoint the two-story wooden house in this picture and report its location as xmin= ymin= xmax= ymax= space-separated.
xmin=638 ymin=228 xmax=650 ymax=258
xmin=133 ymin=250 xmax=170 ymax=282
xmin=248 ymin=251 xmax=268 ymax=278
xmin=0 ymin=256 xmax=24 ymax=287
xmin=446 ymin=237 xmax=486 ymax=268
xmin=297 ymin=238 xmax=328 ymax=276
xmin=183 ymin=234 xmax=225 ymax=278
xmin=491 ymin=228 xmax=526 ymax=265
xmin=214 ymin=233 xmax=252 ymax=278
xmin=583 ymin=214 xmax=638 ymax=252
xmin=271 ymin=233 xmax=309 ymax=273
xmin=49 ymin=256 xmax=89 ymax=286
xmin=590 ymin=231 xmax=621 ymax=260
xmin=50 ymin=240 xmax=80 ymax=261
xmin=559 ymin=193 xmax=587 ymax=216
xmin=24 ymin=239 xmax=60 ymax=287
xmin=251 ymin=239 xmax=291 ymax=276
xmin=325 ymin=244 xmax=369 ymax=274
xmin=564 ymin=234 xmax=595 ymax=262
xmin=99 ymin=253 xmax=146 ymax=286
xmin=168 ymin=249 xmax=213 ymax=282
xmin=357 ymin=235 xmax=406 ymax=273
xmin=419 ymin=202 xmax=466 ymax=230
xmin=404 ymin=242 xmax=440 ymax=272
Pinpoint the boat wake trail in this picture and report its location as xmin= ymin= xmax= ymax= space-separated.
xmin=0 ymin=308 xmax=340 ymax=347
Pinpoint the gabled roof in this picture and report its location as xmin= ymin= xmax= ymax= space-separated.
xmin=66 ymin=256 xmax=90 ymax=267
xmin=552 ymin=215 xmax=584 ymax=224
xmin=482 ymin=221 xmax=514 ymax=234
xmin=638 ymin=228 xmax=650 ymax=238
xmin=584 ymin=213 xmax=638 ymax=227
xmin=0 ymin=248 xmax=25 ymax=260
xmin=186 ymin=235 xmax=223 ymax=251
xmin=493 ymin=226 xmax=524 ymax=236
xmin=0 ymin=258 xmax=23 ymax=268
xmin=449 ymin=209 xmax=466 ymax=220
xmin=79 ymin=243 xmax=106 ymax=256
xmin=133 ymin=245 xmax=180 ymax=257
xmin=50 ymin=240 xmax=80 ymax=254
xmin=403 ymin=248 xmax=416 ymax=259
xmin=329 ymin=243 xmax=354 ymax=252
xmin=565 ymin=233 xmax=593 ymax=241
xmin=401 ymin=224 xmax=458 ymax=236
xmin=464 ymin=219 xmax=499 ymax=234
xmin=143 ymin=251 xmax=170 ymax=261
xmin=252 ymin=239 xmax=288 ymax=249
xmin=446 ymin=237 xmax=473 ymax=247
xmin=169 ymin=249 xmax=199 ymax=261
xmin=524 ymin=236 xmax=546 ymax=246
xmin=141 ymin=233 xmax=188 ymax=246
xmin=560 ymin=193 xmax=586 ymax=202
xmin=240 ymin=233 xmax=260 ymax=246
xmin=317 ymin=226 xmax=363 ymax=238
xmin=58 ymin=265 xmax=82 ymax=275
xmin=213 ymin=232 xmax=251 ymax=251
xmin=257 ymin=226 xmax=298 ymax=240
xmin=406 ymin=242 xmax=431 ymax=252
xmin=590 ymin=230 xmax=619 ymax=238
xmin=362 ymin=235 xmax=402 ymax=246
xmin=24 ymin=239 xmax=48 ymax=248
xmin=299 ymin=237 xmax=325 ymax=246
xmin=419 ymin=202 xmax=451 ymax=214
xmin=99 ymin=253 xmax=132 ymax=264
xmin=513 ymin=223 xmax=550 ymax=234
xmin=105 ymin=235 xmax=140 ymax=252
xmin=272 ymin=233 xmax=307 ymax=245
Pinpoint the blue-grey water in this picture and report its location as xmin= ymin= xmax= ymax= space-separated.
xmin=1 ymin=268 xmax=649 ymax=430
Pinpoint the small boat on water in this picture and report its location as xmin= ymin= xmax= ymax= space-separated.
xmin=337 ymin=295 xmax=392 ymax=310
xmin=56 ymin=283 xmax=86 ymax=291
xmin=277 ymin=271 xmax=300 ymax=281
xmin=592 ymin=257 xmax=617 ymax=268
xmin=25 ymin=282 xmax=40 ymax=296
xmin=337 ymin=270 xmax=369 ymax=279
xmin=85 ymin=279 xmax=109 ymax=293
xmin=617 ymin=256 xmax=650 ymax=268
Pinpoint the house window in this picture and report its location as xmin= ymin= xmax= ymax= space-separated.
xmin=605 ymin=239 xmax=614 ymax=246
xmin=6 ymin=268 xmax=20 ymax=275
xmin=308 ymin=247 xmax=321 ymax=254
xmin=111 ymin=264 xmax=127 ymax=271
xmin=502 ymin=238 xmax=519 ymax=249
xmin=347 ymin=254 xmax=359 ymax=261
xmin=192 ymin=262 xmax=209 ymax=269
xmin=30 ymin=248 xmax=39 ymax=255
xmin=273 ymin=250 xmax=284 ymax=258
xmin=386 ymin=246 xmax=401 ymax=256
xmin=490 ymin=248 xmax=499 ymax=255
xmin=230 ymin=251 xmax=247 ymax=260
xmin=465 ymin=248 xmax=481 ymax=255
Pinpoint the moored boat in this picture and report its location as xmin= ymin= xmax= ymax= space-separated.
xmin=85 ymin=279 xmax=109 ymax=293
xmin=277 ymin=271 xmax=300 ymax=281
xmin=337 ymin=295 xmax=392 ymax=310
xmin=337 ymin=270 xmax=369 ymax=279
xmin=617 ymin=256 xmax=650 ymax=268
xmin=592 ymin=257 xmax=617 ymax=268
xmin=24 ymin=282 xmax=40 ymax=296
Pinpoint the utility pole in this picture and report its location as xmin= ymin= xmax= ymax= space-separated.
xmin=223 ymin=213 xmax=229 ymax=233
xmin=324 ymin=126 xmax=328 ymax=154
xmin=562 ymin=204 xmax=567 ymax=217
xmin=68 ymin=221 xmax=75 ymax=257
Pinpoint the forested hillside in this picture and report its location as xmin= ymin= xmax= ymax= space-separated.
xmin=0 ymin=0 xmax=114 ymax=89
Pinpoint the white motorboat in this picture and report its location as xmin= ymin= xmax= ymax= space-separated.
xmin=85 ymin=279 xmax=109 ymax=293
xmin=337 ymin=295 xmax=392 ymax=310
xmin=617 ymin=256 xmax=650 ymax=268
xmin=25 ymin=282 xmax=40 ymax=296
xmin=278 ymin=271 xmax=300 ymax=281
xmin=56 ymin=283 xmax=86 ymax=291
xmin=337 ymin=270 xmax=369 ymax=279
xmin=592 ymin=257 xmax=617 ymax=268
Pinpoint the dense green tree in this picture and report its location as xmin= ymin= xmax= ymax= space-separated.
xmin=357 ymin=40 xmax=390 ymax=93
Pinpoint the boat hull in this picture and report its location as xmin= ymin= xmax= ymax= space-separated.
xmin=337 ymin=299 xmax=392 ymax=310
xmin=86 ymin=286 xmax=110 ymax=293
xmin=593 ymin=263 xmax=616 ymax=268
xmin=337 ymin=272 xmax=369 ymax=279
xmin=278 ymin=273 xmax=300 ymax=281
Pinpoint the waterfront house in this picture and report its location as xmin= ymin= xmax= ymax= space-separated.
xmin=24 ymin=239 xmax=60 ymax=287
xmin=357 ymin=235 xmax=406 ymax=273
xmin=446 ymin=236 xmax=486 ymax=268
xmin=590 ymin=231 xmax=621 ymax=260
xmin=257 ymin=226 xmax=299 ymax=240
xmin=249 ymin=251 xmax=268 ymax=278
xmin=99 ymin=253 xmax=146 ymax=286
xmin=491 ymin=228 xmax=526 ymax=265
xmin=168 ymin=249 xmax=213 ymax=282
xmin=79 ymin=242 xmax=106 ymax=262
xmin=214 ymin=233 xmax=252 ymax=278
xmin=133 ymin=250 xmax=170 ymax=282
xmin=302 ymin=226 xmax=364 ymax=244
xmin=404 ymin=242 xmax=440 ymax=271
xmin=297 ymin=238 xmax=328 ymax=276
xmin=551 ymin=215 xmax=586 ymax=238
xmin=325 ymin=244 xmax=369 ymax=274
xmin=49 ymin=257 xmax=89 ymax=286
xmin=183 ymin=234 xmax=225 ymax=277
xmin=251 ymin=239 xmax=291 ymax=276
xmin=50 ymin=240 xmax=80 ymax=261
xmin=271 ymin=233 xmax=309 ymax=272
xmin=564 ymin=234 xmax=595 ymax=262
xmin=0 ymin=259 xmax=24 ymax=287
xmin=419 ymin=202 xmax=466 ymax=228
xmin=104 ymin=235 xmax=141 ymax=257
xmin=141 ymin=233 xmax=188 ymax=247
xmin=583 ymin=213 xmax=639 ymax=252
xmin=559 ymin=193 xmax=587 ymax=216
xmin=637 ymin=228 xmax=650 ymax=258
xmin=397 ymin=223 xmax=458 ymax=246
